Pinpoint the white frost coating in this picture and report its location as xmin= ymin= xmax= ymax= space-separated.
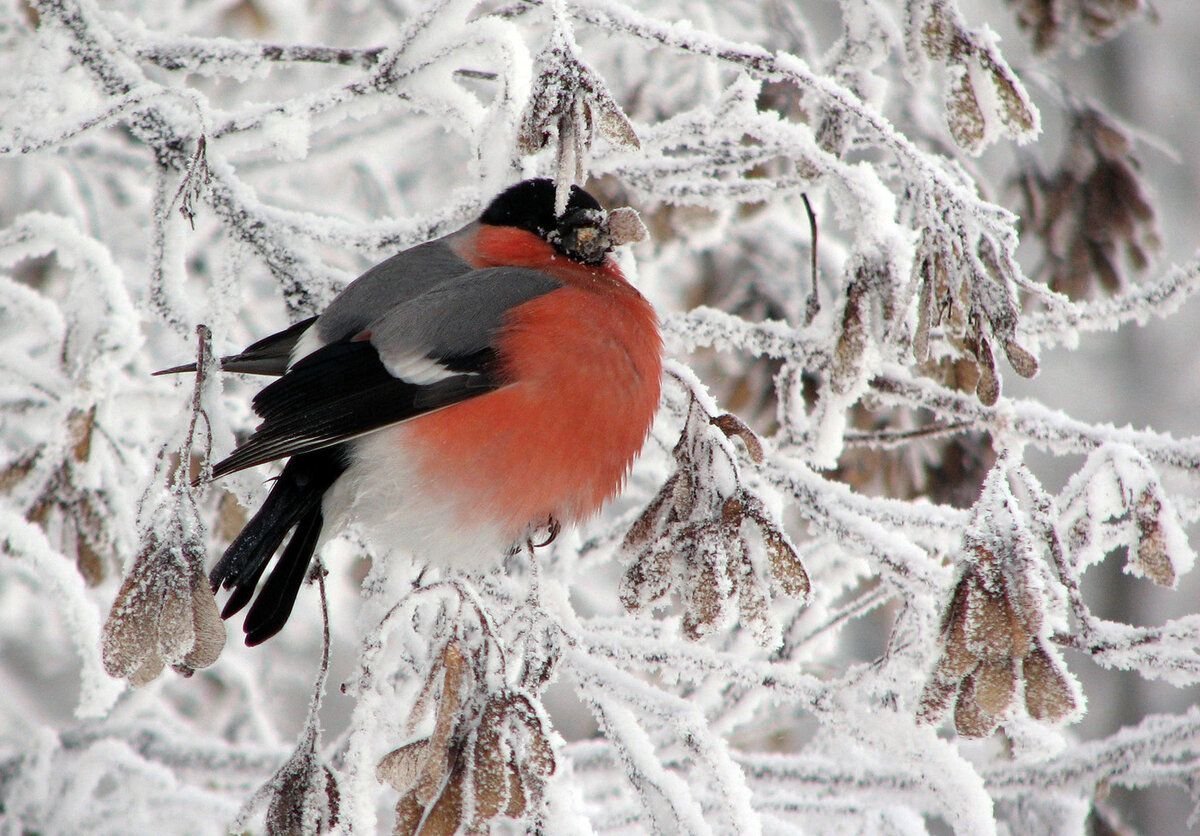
xmin=2 ymin=0 xmax=1199 ymax=833
xmin=259 ymin=110 xmax=311 ymax=162
xmin=1 ymin=510 xmax=123 ymax=717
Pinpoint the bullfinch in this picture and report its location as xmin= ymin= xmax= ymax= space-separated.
xmin=166 ymin=179 xmax=662 ymax=646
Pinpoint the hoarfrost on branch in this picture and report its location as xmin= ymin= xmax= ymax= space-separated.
xmin=1 ymin=0 xmax=1196 ymax=833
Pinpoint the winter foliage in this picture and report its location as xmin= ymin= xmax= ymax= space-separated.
xmin=2 ymin=0 xmax=1199 ymax=833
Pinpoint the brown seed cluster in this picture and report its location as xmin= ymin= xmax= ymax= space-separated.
xmin=1014 ymin=107 xmax=1159 ymax=299
xmin=101 ymin=525 xmax=225 ymax=685
xmin=920 ymin=545 xmax=1077 ymax=738
xmin=1006 ymin=0 xmax=1149 ymax=53
xmin=2 ymin=405 xmax=113 ymax=586
xmin=917 ymin=0 xmax=1038 ymax=153
xmin=912 ymin=229 xmax=1039 ymax=407
xmin=1063 ymin=469 xmax=1182 ymax=589
xmin=621 ymin=397 xmax=809 ymax=644
xmin=378 ymin=642 xmax=555 ymax=835
xmin=517 ymin=28 xmax=640 ymax=187
xmin=264 ymin=729 xmax=340 ymax=835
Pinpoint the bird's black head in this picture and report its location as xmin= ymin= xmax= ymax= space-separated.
xmin=480 ymin=178 xmax=611 ymax=264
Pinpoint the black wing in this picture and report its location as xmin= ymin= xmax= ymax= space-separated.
xmin=209 ymin=339 xmax=497 ymax=480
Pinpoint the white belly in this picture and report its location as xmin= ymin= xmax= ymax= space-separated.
xmin=320 ymin=428 xmax=518 ymax=570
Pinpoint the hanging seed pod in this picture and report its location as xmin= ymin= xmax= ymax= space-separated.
xmin=972 ymin=659 xmax=1018 ymax=717
xmin=831 ymin=277 xmax=869 ymax=396
xmin=377 ymin=740 xmax=431 ymax=794
xmin=1022 ymin=643 xmax=1078 ymax=722
xmin=946 ymin=66 xmax=987 ymax=154
xmin=974 ymin=334 xmax=1000 ymax=406
xmin=954 ymin=670 xmax=1001 ymax=738
xmin=1002 ymin=338 xmax=1039 ymax=379
xmin=918 ymin=675 xmax=958 ymax=724
xmin=470 ymin=699 xmax=516 ymax=824
xmin=1132 ymin=489 xmax=1176 ymax=587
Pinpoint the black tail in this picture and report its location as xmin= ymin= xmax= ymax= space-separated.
xmin=154 ymin=315 xmax=318 ymax=377
xmin=211 ymin=446 xmax=347 ymax=645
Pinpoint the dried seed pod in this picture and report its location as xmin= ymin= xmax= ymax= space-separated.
xmin=1002 ymin=338 xmax=1039 ymax=379
xmin=1009 ymin=0 xmax=1147 ymax=52
xmin=416 ymin=642 xmax=467 ymax=806
xmin=606 ymin=207 xmax=648 ymax=246
xmin=1016 ymin=107 xmax=1159 ymax=298
xmin=215 ymin=490 xmax=248 ymax=543
xmin=392 ymin=791 xmax=425 ymax=835
xmin=621 ymin=475 xmax=676 ymax=552
xmin=946 ymin=67 xmax=986 ymax=153
xmin=913 ymin=266 xmax=934 ymax=364
xmin=620 ymin=391 xmax=807 ymax=642
xmin=503 ymin=766 xmax=528 ymax=820
xmin=417 ymin=765 xmax=464 ymax=836
xmin=938 ymin=612 xmax=980 ymax=682
xmin=1132 ymin=489 xmax=1176 ymax=587
xmin=377 ymin=740 xmax=431 ymax=793
xmin=511 ymin=697 xmax=555 ymax=812
xmin=973 ymin=659 xmax=1018 ymax=717
xmin=711 ymin=413 xmax=764 ymax=463
xmin=764 ymin=527 xmax=810 ymax=600
xmin=619 ymin=544 xmax=675 ymax=612
xmin=0 ymin=450 xmax=38 ymax=493
xmin=75 ymin=535 xmax=105 ymax=588
xmin=988 ymin=59 xmax=1036 ymax=135
xmin=920 ymin=0 xmax=955 ymax=58
xmin=517 ymin=30 xmax=640 ymax=156
xmin=178 ymin=578 xmax=226 ymax=674
xmin=1004 ymin=568 xmax=1044 ymax=640
xmin=733 ymin=544 xmax=774 ymax=646
xmin=954 ymin=671 xmax=1001 ymax=738
xmin=918 ymin=676 xmax=958 ymax=724
xmin=720 ymin=496 xmax=745 ymax=529
xmin=102 ymin=535 xmax=224 ymax=685
xmin=511 ymin=696 xmax=556 ymax=781
xmin=682 ymin=540 xmax=726 ymax=641
xmin=963 ymin=583 xmax=1016 ymax=662
xmin=265 ymin=750 xmax=330 ymax=836
xmin=471 ymin=700 xmax=514 ymax=824
xmin=974 ymin=335 xmax=1000 ymax=405
xmin=831 ymin=278 xmax=869 ymax=395
xmin=669 ymin=469 xmax=698 ymax=520
xmin=66 ymin=406 xmax=96 ymax=463
xmin=1022 ymin=643 xmax=1078 ymax=722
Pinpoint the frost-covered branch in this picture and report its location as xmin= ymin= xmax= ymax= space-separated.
xmin=1023 ymin=253 xmax=1200 ymax=343
xmin=4 ymin=0 xmax=1199 ymax=833
xmin=872 ymin=369 xmax=1200 ymax=471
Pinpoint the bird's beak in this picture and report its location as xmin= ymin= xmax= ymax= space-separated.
xmin=556 ymin=208 xmax=612 ymax=264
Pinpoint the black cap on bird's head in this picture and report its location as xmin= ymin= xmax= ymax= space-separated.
xmin=480 ymin=178 xmax=612 ymax=264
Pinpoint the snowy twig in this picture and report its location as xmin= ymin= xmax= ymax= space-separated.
xmin=1022 ymin=253 xmax=1200 ymax=343
xmin=872 ymin=368 xmax=1200 ymax=471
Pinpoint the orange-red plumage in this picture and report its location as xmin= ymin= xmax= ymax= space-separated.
xmin=406 ymin=269 xmax=662 ymax=537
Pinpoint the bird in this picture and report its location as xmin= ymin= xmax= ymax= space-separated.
xmin=163 ymin=179 xmax=663 ymax=646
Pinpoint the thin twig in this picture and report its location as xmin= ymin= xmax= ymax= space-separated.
xmin=842 ymin=420 xmax=976 ymax=449
xmin=180 ymin=324 xmax=214 ymax=487
xmin=801 ymin=192 xmax=819 ymax=324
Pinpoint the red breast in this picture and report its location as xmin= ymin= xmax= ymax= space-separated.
xmin=412 ymin=223 xmax=663 ymax=534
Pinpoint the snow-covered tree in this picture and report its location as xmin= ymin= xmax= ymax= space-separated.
xmin=2 ymin=0 xmax=1198 ymax=832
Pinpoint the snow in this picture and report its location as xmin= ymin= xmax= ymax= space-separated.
xmin=2 ymin=0 xmax=1199 ymax=833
